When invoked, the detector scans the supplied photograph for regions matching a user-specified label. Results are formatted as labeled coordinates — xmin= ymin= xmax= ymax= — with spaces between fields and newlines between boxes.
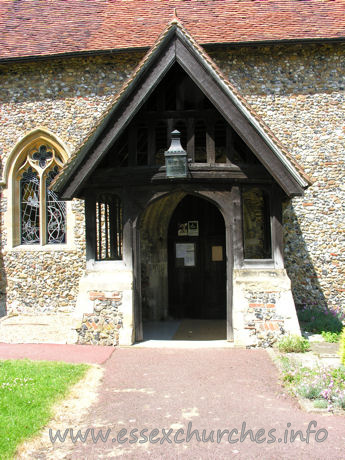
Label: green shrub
xmin=297 ymin=305 xmax=344 ymax=334
xmin=321 ymin=331 xmax=341 ymax=343
xmin=329 ymin=366 xmax=345 ymax=388
xmin=339 ymin=328 xmax=345 ymax=366
xmin=313 ymin=399 xmax=328 ymax=409
xmin=297 ymin=382 xmax=323 ymax=400
xmin=277 ymin=334 xmax=310 ymax=353
xmin=334 ymin=391 xmax=345 ymax=410
xmin=278 ymin=356 xmax=345 ymax=411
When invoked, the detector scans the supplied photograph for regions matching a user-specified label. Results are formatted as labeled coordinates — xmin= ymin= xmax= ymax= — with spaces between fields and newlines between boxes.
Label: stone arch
xmin=138 ymin=189 xmax=229 ymax=325
xmin=1 ymin=127 xmax=70 ymax=187
xmin=139 ymin=192 xmax=185 ymax=321
xmin=2 ymin=128 xmax=71 ymax=248
xmin=136 ymin=188 xmax=229 ymax=232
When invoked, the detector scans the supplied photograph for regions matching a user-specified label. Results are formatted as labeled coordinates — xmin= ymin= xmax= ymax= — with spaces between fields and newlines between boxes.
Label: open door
xmin=168 ymin=195 xmax=226 ymax=320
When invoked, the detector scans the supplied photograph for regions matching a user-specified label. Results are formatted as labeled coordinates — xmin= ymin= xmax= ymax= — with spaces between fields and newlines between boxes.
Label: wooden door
xmin=168 ymin=195 xmax=226 ymax=319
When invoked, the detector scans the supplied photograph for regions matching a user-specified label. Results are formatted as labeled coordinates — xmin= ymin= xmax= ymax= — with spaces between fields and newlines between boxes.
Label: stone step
xmin=0 ymin=315 xmax=80 ymax=344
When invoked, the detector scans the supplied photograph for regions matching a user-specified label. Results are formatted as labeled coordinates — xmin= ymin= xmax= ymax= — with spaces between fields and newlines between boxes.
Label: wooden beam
xmin=206 ymin=119 xmax=215 ymax=163
xmin=90 ymin=165 xmax=271 ymax=186
xmin=137 ymin=109 xmax=221 ymax=121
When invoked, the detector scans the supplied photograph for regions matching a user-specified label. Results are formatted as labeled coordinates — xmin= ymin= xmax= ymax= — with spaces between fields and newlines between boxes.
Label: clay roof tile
xmin=1 ymin=0 xmax=345 ymax=60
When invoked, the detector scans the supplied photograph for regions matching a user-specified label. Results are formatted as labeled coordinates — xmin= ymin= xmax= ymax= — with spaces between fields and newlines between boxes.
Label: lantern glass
xmin=164 ymin=130 xmax=187 ymax=178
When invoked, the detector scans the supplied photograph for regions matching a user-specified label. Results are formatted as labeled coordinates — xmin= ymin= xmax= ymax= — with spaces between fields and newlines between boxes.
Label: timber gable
xmin=52 ymin=21 xmax=309 ymax=199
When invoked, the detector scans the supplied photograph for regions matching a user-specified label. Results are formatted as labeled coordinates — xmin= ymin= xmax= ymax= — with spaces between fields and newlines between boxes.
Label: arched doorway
xmin=139 ymin=192 xmax=227 ymax=341
xmin=168 ymin=195 xmax=226 ymax=320
xmin=139 ymin=192 xmax=185 ymax=323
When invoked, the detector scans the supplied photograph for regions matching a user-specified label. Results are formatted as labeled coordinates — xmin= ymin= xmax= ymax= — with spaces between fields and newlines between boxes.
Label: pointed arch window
xmin=17 ymin=143 xmax=66 ymax=245
xmin=20 ymin=167 xmax=40 ymax=244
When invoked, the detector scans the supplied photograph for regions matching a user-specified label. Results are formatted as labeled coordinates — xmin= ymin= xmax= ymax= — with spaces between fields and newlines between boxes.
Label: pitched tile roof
xmin=52 ymin=19 xmax=310 ymax=198
xmin=1 ymin=0 xmax=345 ymax=60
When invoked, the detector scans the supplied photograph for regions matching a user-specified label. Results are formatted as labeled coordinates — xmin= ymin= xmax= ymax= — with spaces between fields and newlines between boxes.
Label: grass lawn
xmin=0 ymin=359 xmax=89 ymax=459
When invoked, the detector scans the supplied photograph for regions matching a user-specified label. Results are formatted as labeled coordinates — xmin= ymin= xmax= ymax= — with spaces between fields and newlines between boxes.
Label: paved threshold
xmin=132 ymin=339 xmax=235 ymax=348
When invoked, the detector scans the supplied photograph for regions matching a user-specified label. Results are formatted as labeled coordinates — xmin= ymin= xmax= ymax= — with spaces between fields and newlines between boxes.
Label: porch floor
xmin=135 ymin=319 xmax=233 ymax=348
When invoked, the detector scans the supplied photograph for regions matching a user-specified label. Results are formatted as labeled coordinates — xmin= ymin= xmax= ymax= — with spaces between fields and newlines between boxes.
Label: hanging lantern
xmin=164 ymin=130 xmax=187 ymax=178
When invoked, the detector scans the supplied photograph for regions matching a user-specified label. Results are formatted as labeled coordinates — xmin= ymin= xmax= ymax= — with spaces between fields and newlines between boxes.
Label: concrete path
xmin=26 ymin=347 xmax=345 ymax=459
xmin=0 ymin=314 xmax=79 ymax=344
xmin=0 ymin=343 xmax=114 ymax=364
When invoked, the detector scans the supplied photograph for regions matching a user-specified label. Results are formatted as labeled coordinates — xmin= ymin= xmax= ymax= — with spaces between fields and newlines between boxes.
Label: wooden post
xmin=271 ymin=185 xmax=284 ymax=268
xmin=148 ymin=124 xmax=156 ymax=166
xmin=225 ymin=191 xmax=235 ymax=342
xmin=133 ymin=218 xmax=143 ymax=342
xmin=85 ymin=192 xmax=97 ymax=261
xmin=187 ymin=118 xmax=195 ymax=162
xmin=124 ymin=188 xmax=156 ymax=342
xmin=206 ymin=119 xmax=215 ymax=163
xmin=128 ymin=126 xmax=137 ymax=167
xmin=225 ymin=217 xmax=234 ymax=342
xmin=167 ymin=119 xmax=174 ymax=146
xmin=226 ymin=126 xmax=233 ymax=164
xmin=231 ymin=185 xmax=243 ymax=268
xmin=109 ymin=198 xmax=116 ymax=259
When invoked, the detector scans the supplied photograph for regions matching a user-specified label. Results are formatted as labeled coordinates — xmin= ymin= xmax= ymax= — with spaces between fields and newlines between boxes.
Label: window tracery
xmin=16 ymin=142 xmax=66 ymax=245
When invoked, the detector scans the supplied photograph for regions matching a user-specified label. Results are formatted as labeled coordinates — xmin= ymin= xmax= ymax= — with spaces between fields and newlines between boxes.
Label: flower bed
xmin=279 ymin=355 xmax=345 ymax=412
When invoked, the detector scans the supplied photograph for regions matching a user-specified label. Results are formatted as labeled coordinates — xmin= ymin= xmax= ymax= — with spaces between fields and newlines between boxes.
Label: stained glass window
xmin=18 ymin=144 xmax=66 ymax=246
xmin=46 ymin=167 xmax=66 ymax=244
xmin=20 ymin=168 xmax=40 ymax=244
xmin=32 ymin=145 xmax=53 ymax=168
